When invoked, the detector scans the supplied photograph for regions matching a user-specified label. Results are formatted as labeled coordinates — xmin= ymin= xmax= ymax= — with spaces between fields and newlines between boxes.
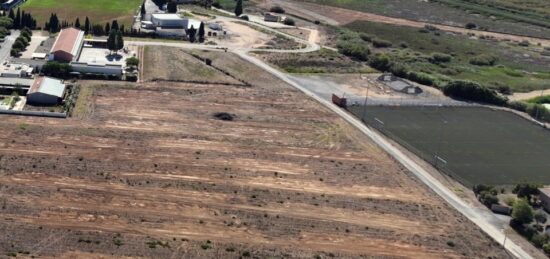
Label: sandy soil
xmin=258 ymin=0 xmax=550 ymax=47
xmin=211 ymin=20 xmax=273 ymax=49
xmin=0 ymin=51 xmax=510 ymax=258
xmin=510 ymin=89 xmax=550 ymax=101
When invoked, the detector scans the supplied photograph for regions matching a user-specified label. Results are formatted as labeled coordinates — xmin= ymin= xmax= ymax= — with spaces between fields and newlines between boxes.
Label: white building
xmin=70 ymin=62 xmax=123 ymax=78
xmin=27 ymin=77 xmax=66 ymax=105
xmin=151 ymin=13 xmax=187 ymax=28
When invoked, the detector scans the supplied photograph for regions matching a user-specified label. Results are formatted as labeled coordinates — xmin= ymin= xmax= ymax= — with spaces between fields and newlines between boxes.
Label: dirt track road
xmin=259 ymin=0 xmax=550 ymax=47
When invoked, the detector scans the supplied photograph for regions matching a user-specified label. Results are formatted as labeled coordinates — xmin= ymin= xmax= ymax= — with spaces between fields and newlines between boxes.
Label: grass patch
xmin=350 ymin=106 xmax=550 ymax=186
xmin=22 ymin=0 xmax=142 ymax=27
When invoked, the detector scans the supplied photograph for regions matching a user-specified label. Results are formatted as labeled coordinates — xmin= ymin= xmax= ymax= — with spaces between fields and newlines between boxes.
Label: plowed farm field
xmin=0 ymin=51 xmax=508 ymax=258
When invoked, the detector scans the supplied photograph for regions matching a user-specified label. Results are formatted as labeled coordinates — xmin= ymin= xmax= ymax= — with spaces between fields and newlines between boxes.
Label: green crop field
xmin=21 ymin=0 xmax=142 ymax=28
xmin=349 ymin=106 xmax=550 ymax=186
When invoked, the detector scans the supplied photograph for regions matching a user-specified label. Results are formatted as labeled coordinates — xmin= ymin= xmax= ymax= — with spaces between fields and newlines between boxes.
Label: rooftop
xmin=540 ymin=187 xmax=550 ymax=197
xmin=51 ymin=27 xmax=85 ymax=57
xmin=28 ymin=77 xmax=66 ymax=98
xmin=151 ymin=13 xmax=184 ymax=20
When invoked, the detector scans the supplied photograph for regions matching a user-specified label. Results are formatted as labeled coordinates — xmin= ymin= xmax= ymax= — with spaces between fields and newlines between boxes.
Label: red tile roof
xmin=27 ymin=76 xmax=44 ymax=94
xmin=51 ymin=27 xmax=83 ymax=56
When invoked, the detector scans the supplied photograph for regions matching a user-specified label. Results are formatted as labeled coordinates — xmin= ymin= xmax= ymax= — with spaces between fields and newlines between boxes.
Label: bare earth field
xmin=0 ymin=51 xmax=509 ymax=258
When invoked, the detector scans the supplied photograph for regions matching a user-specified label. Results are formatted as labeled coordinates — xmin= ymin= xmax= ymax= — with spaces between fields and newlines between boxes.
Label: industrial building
xmin=49 ymin=27 xmax=85 ymax=62
xmin=26 ymin=77 xmax=66 ymax=105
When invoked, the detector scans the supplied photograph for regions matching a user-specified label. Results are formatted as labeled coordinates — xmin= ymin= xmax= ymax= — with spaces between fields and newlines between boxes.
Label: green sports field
xmin=21 ymin=0 xmax=142 ymax=28
xmin=349 ymin=106 xmax=550 ymax=187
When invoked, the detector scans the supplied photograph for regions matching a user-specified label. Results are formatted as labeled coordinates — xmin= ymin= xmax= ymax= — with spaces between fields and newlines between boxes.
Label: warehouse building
xmin=70 ymin=62 xmax=123 ymax=78
xmin=49 ymin=27 xmax=85 ymax=62
xmin=1 ymin=0 xmax=23 ymax=10
xmin=26 ymin=77 xmax=66 ymax=105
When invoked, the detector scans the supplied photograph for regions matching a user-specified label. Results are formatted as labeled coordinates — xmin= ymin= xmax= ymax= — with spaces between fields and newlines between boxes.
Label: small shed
xmin=27 ymin=77 xmax=66 ymax=105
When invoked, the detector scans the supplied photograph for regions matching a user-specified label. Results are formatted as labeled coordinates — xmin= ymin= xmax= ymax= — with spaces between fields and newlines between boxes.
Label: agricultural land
xmin=294 ymin=0 xmax=550 ymax=39
xmin=0 ymin=49 xmax=510 ymax=258
xmin=21 ymin=0 xmax=142 ymax=27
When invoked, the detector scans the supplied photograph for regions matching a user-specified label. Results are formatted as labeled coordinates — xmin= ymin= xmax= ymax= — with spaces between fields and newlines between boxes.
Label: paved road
xmin=0 ymin=30 xmax=20 ymax=64
xmin=235 ymin=51 xmax=532 ymax=259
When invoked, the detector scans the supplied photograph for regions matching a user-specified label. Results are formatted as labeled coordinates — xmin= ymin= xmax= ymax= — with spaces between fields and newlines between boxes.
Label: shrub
xmin=443 ymin=80 xmax=507 ymax=105
xmin=239 ymin=15 xmax=249 ymax=21
xmin=465 ymin=22 xmax=477 ymax=29
xmin=478 ymin=191 xmax=499 ymax=207
xmin=531 ymin=233 xmax=548 ymax=248
xmin=41 ymin=61 xmax=72 ymax=78
xmin=535 ymin=210 xmax=547 ymax=223
xmin=389 ymin=63 xmax=408 ymax=78
xmin=429 ymin=53 xmax=452 ymax=64
xmin=407 ymin=71 xmax=435 ymax=86
xmin=399 ymin=42 xmax=409 ymax=48
xmin=283 ymin=18 xmax=295 ymax=26
xmin=372 ymin=38 xmax=392 ymax=48
xmin=212 ymin=1 xmax=222 ymax=8
xmin=269 ymin=6 xmax=285 ymax=14
xmin=473 ymin=184 xmax=497 ymax=195
xmin=512 ymin=199 xmax=534 ymax=224
xmin=314 ymin=20 xmax=320 ymax=25
xmin=513 ymin=183 xmax=541 ymax=198
xmin=519 ymin=40 xmax=530 ymax=47
xmin=359 ymin=33 xmax=373 ymax=42
xmin=470 ymin=54 xmax=498 ymax=66
xmin=527 ymin=104 xmax=550 ymax=122
xmin=507 ymin=101 xmax=528 ymax=112
xmin=126 ymin=57 xmax=139 ymax=67
xmin=337 ymin=40 xmax=370 ymax=61
xmin=368 ymin=53 xmax=391 ymax=71
xmin=543 ymin=243 xmax=550 ymax=255
xmin=497 ymin=85 xmax=512 ymax=95
xmin=424 ymin=24 xmax=438 ymax=31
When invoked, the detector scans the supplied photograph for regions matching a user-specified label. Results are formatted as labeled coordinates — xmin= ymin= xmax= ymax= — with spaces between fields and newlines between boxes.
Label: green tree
xmin=198 ymin=22 xmax=205 ymax=43
xmin=126 ymin=57 xmax=139 ymax=67
xmin=234 ymin=0 xmax=243 ymax=17
xmin=74 ymin=17 xmax=81 ymax=29
xmin=41 ymin=61 xmax=72 ymax=78
xmin=512 ymin=199 xmax=534 ymax=224
xmin=84 ymin=17 xmax=90 ymax=34
xmin=534 ymin=210 xmax=547 ymax=223
xmin=187 ymin=25 xmax=197 ymax=43
xmin=167 ymin=2 xmax=177 ymax=13
xmin=115 ymin=30 xmax=124 ymax=53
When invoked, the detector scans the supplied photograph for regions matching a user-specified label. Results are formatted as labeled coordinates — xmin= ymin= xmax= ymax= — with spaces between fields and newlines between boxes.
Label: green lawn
xmin=22 ymin=0 xmax=142 ymax=28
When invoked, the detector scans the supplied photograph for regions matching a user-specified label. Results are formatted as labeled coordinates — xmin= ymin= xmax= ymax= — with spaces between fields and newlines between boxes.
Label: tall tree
xmin=140 ymin=2 xmax=146 ymax=16
xmin=104 ymin=22 xmax=110 ymax=35
xmin=111 ymin=20 xmax=119 ymax=31
xmin=234 ymin=0 xmax=243 ymax=17
xmin=14 ymin=8 xmax=20 ymax=29
xmin=8 ymin=9 xmax=14 ymax=21
xmin=198 ymin=22 xmax=205 ymax=43
xmin=167 ymin=2 xmax=177 ymax=13
xmin=74 ymin=17 xmax=81 ymax=29
xmin=115 ymin=30 xmax=124 ymax=52
xmin=187 ymin=25 xmax=196 ymax=43
xmin=84 ymin=17 xmax=90 ymax=34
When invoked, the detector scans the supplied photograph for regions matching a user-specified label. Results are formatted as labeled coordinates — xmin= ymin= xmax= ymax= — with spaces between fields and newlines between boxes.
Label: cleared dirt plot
xmin=349 ymin=106 xmax=550 ymax=186
xmin=142 ymin=46 xmax=243 ymax=85
xmin=0 ymin=51 xmax=509 ymax=258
